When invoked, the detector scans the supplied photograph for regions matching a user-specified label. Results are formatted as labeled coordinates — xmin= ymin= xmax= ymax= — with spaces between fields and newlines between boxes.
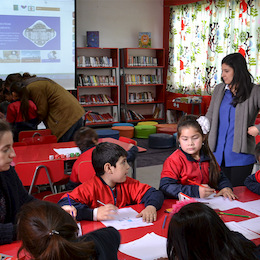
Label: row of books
xmin=85 ymin=112 xmax=114 ymax=123
xmin=77 ymin=56 xmax=113 ymax=67
xmin=127 ymin=56 xmax=158 ymax=67
xmin=126 ymin=109 xmax=145 ymax=121
xmin=124 ymin=74 xmax=161 ymax=85
xmin=78 ymin=74 xmax=116 ymax=86
xmin=79 ymin=94 xmax=114 ymax=104
xmin=128 ymin=92 xmax=154 ymax=103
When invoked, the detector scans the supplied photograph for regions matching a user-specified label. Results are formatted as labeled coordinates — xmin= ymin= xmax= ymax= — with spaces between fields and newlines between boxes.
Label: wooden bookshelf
xmin=120 ymin=48 xmax=165 ymax=123
xmin=76 ymin=48 xmax=119 ymax=126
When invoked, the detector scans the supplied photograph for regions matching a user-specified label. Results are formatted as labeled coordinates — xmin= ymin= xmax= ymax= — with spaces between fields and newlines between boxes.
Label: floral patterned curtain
xmin=167 ymin=0 xmax=260 ymax=95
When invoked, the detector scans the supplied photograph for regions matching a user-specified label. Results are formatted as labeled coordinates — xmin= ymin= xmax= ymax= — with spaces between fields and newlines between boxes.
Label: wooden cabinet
xmin=76 ymin=48 xmax=119 ymax=125
xmin=120 ymin=48 xmax=165 ymax=123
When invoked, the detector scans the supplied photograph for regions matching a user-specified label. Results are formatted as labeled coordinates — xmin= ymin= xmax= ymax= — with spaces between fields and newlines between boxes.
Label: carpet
xmin=134 ymin=138 xmax=176 ymax=168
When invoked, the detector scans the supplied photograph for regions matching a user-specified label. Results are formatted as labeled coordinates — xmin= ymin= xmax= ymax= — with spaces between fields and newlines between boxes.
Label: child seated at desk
xmin=166 ymin=202 xmax=259 ymax=260
xmin=59 ymin=142 xmax=164 ymax=223
xmin=17 ymin=200 xmax=120 ymax=260
xmin=244 ymin=143 xmax=260 ymax=195
xmin=66 ymin=126 xmax=138 ymax=190
xmin=159 ymin=115 xmax=236 ymax=200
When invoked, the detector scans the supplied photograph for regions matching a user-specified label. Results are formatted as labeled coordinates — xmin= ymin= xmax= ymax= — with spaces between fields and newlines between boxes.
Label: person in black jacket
xmin=0 ymin=119 xmax=34 ymax=245
xmin=17 ymin=200 xmax=120 ymax=260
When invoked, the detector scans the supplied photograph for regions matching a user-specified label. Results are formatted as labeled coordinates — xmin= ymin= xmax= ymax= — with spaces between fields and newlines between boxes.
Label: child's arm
xmin=126 ymin=144 xmax=138 ymax=163
xmin=244 ymin=174 xmax=260 ymax=195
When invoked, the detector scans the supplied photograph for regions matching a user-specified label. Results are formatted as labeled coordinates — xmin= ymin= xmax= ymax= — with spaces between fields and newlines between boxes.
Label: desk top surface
xmin=0 ymin=186 xmax=259 ymax=260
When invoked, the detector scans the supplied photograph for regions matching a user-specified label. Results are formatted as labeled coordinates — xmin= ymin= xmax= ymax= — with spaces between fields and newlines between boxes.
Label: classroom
xmin=0 ymin=0 xmax=260 ymax=259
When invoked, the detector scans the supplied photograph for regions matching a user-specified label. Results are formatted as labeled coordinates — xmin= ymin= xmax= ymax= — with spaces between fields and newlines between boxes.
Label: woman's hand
xmin=248 ymin=126 xmax=259 ymax=137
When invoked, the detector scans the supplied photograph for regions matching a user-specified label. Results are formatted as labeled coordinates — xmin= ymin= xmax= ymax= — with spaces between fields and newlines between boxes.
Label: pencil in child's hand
xmin=187 ymin=179 xmax=205 ymax=188
xmin=67 ymin=193 xmax=74 ymax=217
xmin=97 ymin=200 xmax=106 ymax=206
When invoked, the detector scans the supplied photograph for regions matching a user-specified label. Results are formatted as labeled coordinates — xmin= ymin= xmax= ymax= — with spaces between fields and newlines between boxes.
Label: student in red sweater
xmin=59 ymin=142 xmax=164 ymax=223
xmin=244 ymin=142 xmax=260 ymax=195
xmin=66 ymin=126 xmax=138 ymax=190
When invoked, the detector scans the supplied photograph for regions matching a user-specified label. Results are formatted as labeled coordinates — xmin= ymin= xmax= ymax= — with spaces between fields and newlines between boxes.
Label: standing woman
xmin=206 ymin=53 xmax=260 ymax=187
xmin=0 ymin=120 xmax=34 ymax=245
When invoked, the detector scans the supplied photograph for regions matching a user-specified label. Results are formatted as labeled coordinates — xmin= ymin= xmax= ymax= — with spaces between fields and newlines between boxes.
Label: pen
xmin=217 ymin=212 xmax=251 ymax=218
xmin=162 ymin=215 xmax=167 ymax=229
xmin=67 ymin=193 xmax=74 ymax=217
xmin=97 ymin=200 xmax=106 ymax=206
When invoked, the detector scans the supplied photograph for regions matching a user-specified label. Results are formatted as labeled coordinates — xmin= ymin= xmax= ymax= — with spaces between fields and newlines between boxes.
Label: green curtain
xmin=167 ymin=0 xmax=260 ymax=95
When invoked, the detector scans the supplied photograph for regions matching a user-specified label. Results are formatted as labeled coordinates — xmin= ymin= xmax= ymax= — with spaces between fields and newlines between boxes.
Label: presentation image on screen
xmin=0 ymin=0 xmax=75 ymax=89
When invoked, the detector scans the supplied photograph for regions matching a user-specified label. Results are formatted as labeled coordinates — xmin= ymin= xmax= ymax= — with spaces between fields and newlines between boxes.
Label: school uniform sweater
xmin=58 ymin=175 xmax=164 ymax=221
xmin=244 ymin=170 xmax=260 ymax=195
xmin=159 ymin=149 xmax=232 ymax=198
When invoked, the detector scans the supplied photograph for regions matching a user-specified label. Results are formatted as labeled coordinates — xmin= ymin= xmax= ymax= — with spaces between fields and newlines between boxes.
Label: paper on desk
xmin=119 ymin=232 xmax=167 ymax=260
xmin=101 ymin=208 xmax=153 ymax=230
xmin=225 ymin=221 xmax=260 ymax=240
xmin=239 ymin=200 xmax=260 ymax=216
xmin=238 ymin=217 xmax=260 ymax=236
xmin=196 ymin=194 xmax=244 ymax=210
xmin=53 ymin=147 xmax=81 ymax=155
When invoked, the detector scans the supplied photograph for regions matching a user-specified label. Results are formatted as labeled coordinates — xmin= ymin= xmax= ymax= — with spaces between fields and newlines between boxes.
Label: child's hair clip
xmin=171 ymin=198 xmax=197 ymax=214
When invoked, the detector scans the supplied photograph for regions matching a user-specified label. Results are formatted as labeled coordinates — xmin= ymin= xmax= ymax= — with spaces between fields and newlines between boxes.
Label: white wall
xmin=76 ymin=0 xmax=164 ymax=48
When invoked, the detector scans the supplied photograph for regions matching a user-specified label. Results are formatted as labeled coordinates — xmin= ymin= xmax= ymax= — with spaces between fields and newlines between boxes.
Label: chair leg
xmin=28 ymin=165 xmax=56 ymax=194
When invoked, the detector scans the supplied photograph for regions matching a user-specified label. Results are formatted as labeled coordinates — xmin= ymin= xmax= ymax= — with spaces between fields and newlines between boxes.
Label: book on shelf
xmin=138 ymin=32 xmax=151 ymax=48
xmin=128 ymin=92 xmax=154 ymax=103
xmin=152 ymin=104 xmax=163 ymax=119
xmin=79 ymin=94 xmax=114 ymax=105
xmin=86 ymin=31 xmax=99 ymax=47
xmin=85 ymin=111 xmax=114 ymax=124
xmin=125 ymin=74 xmax=159 ymax=84
xmin=77 ymin=56 xmax=112 ymax=67
xmin=128 ymin=55 xmax=157 ymax=67
xmin=77 ymin=74 xmax=115 ymax=86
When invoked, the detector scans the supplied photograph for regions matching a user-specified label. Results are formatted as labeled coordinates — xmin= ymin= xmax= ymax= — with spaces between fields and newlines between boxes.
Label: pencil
xmin=66 ymin=193 xmax=74 ymax=217
xmin=162 ymin=215 xmax=167 ymax=229
xmin=187 ymin=179 xmax=205 ymax=188
xmin=97 ymin=200 xmax=106 ymax=206
xmin=217 ymin=212 xmax=251 ymax=218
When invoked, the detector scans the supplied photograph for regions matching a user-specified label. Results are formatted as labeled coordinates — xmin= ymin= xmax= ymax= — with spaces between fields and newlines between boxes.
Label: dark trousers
xmin=221 ymin=164 xmax=254 ymax=187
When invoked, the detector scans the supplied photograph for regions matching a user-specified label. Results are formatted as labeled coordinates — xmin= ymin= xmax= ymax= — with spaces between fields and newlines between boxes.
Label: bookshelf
xmin=120 ymin=48 xmax=165 ymax=123
xmin=76 ymin=47 xmax=119 ymax=126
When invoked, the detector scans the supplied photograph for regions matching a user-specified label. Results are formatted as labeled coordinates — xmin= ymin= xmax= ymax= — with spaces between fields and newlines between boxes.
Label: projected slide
xmin=0 ymin=0 xmax=75 ymax=89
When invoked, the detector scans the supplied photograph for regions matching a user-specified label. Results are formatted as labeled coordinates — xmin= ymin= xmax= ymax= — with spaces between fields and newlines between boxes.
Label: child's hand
xmin=97 ymin=204 xmax=118 ymax=221
xmin=61 ymin=205 xmax=77 ymax=219
xmin=215 ymin=187 xmax=238 ymax=200
xmin=199 ymin=184 xmax=216 ymax=198
xmin=136 ymin=205 xmax=157 ymax=223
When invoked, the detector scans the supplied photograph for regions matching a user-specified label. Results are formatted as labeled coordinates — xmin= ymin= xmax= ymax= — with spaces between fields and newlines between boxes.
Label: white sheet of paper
xmin=239 ymin=200 xmax=260 ymax=216
xmin=196 ymin=195 xmax=244 ymax=210
xmin=101 ymin=208 xmax=153 ymax=230
xmin=119 ymin=232 xmax=167 ymax=260
xmin=225 ymin=221 xmax=260 ymax=240
xmin=53 ymin=147 xmax=81 ymax=155
xmin=238 ymin=217 xmax=260 ymax=235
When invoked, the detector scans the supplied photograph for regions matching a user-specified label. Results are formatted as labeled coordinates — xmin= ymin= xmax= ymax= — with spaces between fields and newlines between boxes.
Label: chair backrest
xmin=256 ymin=135 xmax=260 ymax=145
xmin=78 ymin=160 xmax=96 ymax=184
xmin=18 ymin=129 xmax=52 ymax=142
xmin=21 ymin=135 xmax=57 ymax=145
xmin=15 ymin=159 xmax=65 ymax=194
xmin=42 ymin=191 xmax=68 ymax=203
xmin=13 ymin=141 xmax=27 ymax=147
xmin=119 ymin=136 xmax=137 ymax=146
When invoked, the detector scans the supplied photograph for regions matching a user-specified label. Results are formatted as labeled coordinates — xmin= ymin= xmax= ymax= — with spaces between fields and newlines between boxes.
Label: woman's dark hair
xmin=4 ymin=72 xmax=36 ymax=90
xmin=74 ymin=126 xmax=98 ymax=152
xmin=17 ymin=200 xmax=96 ymax=260
xmin=167 ymin=202 xmax=257 ymax=260
xmin=10 ymin=81 xmax=31 ymax=121
xmin=177 ymin=115 xmax=219 ymax=188
xmin=222 ymin=53 xmax=254 ymax=106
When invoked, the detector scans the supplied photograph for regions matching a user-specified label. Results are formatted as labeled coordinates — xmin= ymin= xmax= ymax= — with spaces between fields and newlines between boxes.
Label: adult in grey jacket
xmin=206 ymin=53 xmax=260 ymax=187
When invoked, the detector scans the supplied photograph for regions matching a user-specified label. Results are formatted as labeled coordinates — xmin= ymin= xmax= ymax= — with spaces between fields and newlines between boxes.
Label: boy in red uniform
xmin=59 ymin=142 xmax=164 ymax=223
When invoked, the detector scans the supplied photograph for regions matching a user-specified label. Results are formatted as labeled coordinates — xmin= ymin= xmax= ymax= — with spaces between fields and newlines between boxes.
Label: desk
xmin=1 ymin=187 xmax=258 ymax=260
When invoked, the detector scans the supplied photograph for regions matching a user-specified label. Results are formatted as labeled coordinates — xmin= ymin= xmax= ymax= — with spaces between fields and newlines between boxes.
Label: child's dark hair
xmin=74 ymin=126 xmax=98 ymax=152
xmin=92 ymin=142 xmax=127 ymax=177
xmin=167 ymin=202 xmax=257 ymax=260
xmin=255 ymin=143 xmax=260 ymax=162
xmin=177 ymin=115 xmax=219 ymax=189
xmin=17 ymin=200 xmax=96 ymax=260
xmin=10 ymin=81 xmax=31 ymax=121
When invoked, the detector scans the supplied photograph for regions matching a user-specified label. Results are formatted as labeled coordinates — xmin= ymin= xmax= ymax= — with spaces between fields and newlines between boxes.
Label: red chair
xmin=13 ymin=141 xmax=27 ymax=147
xmin=119 ymin=136 xmax=137 ymax=146
xmin=256 ymin=136 xmax=260 ymax=145
xmin=21 ymin=135 xmax=57 ymax=145
xmin=15 ymin=159 xmax=67 ymax=195
xmin=78 ymin=160 xmax=96 ymax=183
xmin=42 ymin=191 xmax=68 ymax=203
xmin=18 ymin=129 xmax=52 ymax=142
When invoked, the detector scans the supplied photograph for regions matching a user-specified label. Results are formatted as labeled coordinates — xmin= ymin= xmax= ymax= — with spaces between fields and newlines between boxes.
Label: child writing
xmin=160 ymin=115 xmax=236 ymax=199
xmin=244 ymin=142 xmax=260 ymax=194
xmin=59 ymin=142 xmax=164 ymax=223
xmin=6 ymin=81 xmax=39 ymax=141
xmin=66 ymin=126 xmax=138 ymax=190
xmin=17 ymin=200 xmax=120 ymax=260
xmin=166 ymin=202 xmax=259 ymax=260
